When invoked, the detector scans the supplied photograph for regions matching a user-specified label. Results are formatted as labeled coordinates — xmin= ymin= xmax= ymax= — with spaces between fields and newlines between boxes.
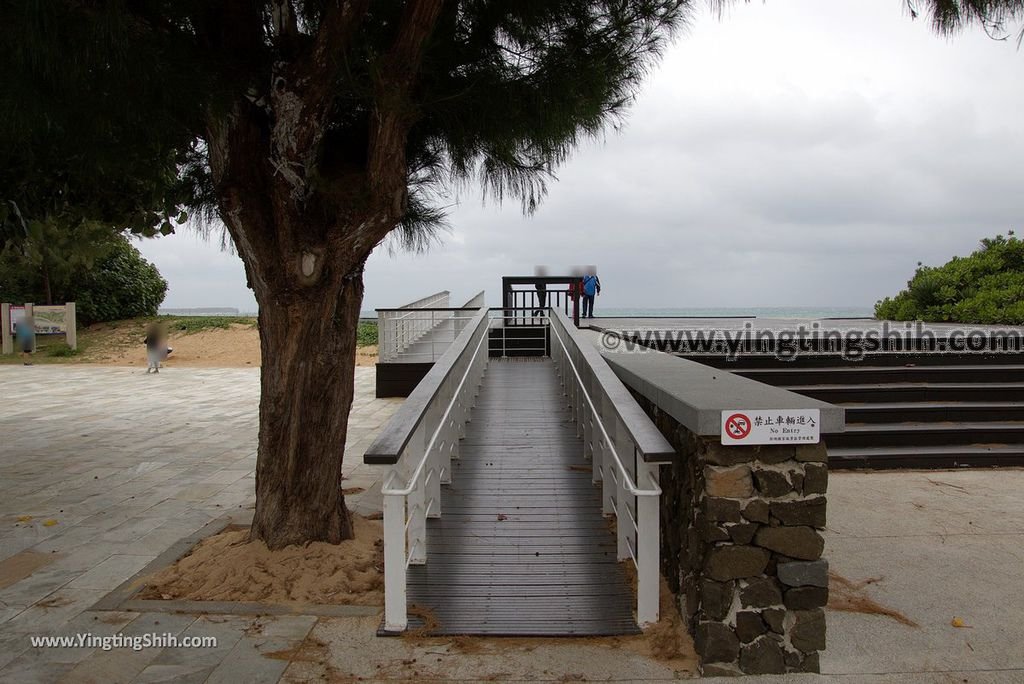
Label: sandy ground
xmin=139 ymin=516 xmax=384 ymax=605
xmin=74 ymin=323 xmax=378 ymax=367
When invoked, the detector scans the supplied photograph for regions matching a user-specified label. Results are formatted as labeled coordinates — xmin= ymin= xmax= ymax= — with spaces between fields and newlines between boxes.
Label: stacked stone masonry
xmin=634 ymin=394 xmax=829 ymax=676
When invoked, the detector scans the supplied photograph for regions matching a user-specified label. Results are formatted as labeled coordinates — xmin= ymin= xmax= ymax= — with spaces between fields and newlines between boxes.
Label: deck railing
xmin=502 ymin=276 xmax=581 ymax=327
xmin=377 ymin=291 xmax=485 ymax=363
xmin=548 ymin=307 xmax=675 ymax=626
xmin=488 ymin=307 xmax=549 ymax=356
xmin=364 ymin=307 xmax=490 ymax=632
xmin=365 ymin=305 xmax=673 ymax=632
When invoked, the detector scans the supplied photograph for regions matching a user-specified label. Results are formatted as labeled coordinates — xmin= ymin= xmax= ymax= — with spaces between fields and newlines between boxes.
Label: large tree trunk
xmin=248 ymin=258 xmax=366 ymax=548
xmin=202 ymin=0 xmax=444 ymax=550
xmin=208 ymin=108 xmax=393 ymax=551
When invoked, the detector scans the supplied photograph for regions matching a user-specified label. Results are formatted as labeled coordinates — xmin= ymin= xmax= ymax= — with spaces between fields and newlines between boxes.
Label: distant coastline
xmin=594 ymin=306 xmax=874 ymax=319
xmin=160 ymin=306 xmax=875 ymax=320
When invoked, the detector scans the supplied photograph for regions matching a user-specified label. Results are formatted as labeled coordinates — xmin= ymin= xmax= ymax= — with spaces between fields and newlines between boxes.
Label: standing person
xmin=533 ymin=265 xmax=548 ymax=317
xmin=144 ymin=323 xmax=166 ymax=374
xmin=15 ymin=313 xmax=35 ymax=365
xmin=581 ymin=270 xmax=601 ymax=319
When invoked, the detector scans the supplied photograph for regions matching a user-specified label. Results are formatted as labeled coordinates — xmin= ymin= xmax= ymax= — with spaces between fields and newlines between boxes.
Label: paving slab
xmin=822 ymin=469 xmax=1024 ymax=681
xmin=0 ymin=366 xmax=397 ymax=682
xmin=61 ymin=612 xmax=199 ymax=684
xmin=1 ymin=365 xmax=1022 ymax=681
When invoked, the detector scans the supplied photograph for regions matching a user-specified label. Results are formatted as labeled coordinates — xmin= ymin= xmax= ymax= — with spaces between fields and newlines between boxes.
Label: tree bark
xmin=200 ymin=0 xmax=445 ymax=550
xmin=42 ymin=259 xmax=52 ymax=305
xmin=248 ymin=257 xmax=365 ymax=548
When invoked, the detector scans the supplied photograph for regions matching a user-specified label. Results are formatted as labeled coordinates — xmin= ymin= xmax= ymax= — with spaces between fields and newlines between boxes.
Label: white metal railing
xmin=377 ymin=291 xmax=450 ymax=362
xmin=487 ymin=307 xmax=549 ymax=356
xmin=548 ymin=307 xmax=674 ymax=626
xmin=364 ymin=307 xmax=490 ymax=632
xmin=378 ymin=291 xmax=487 ymax=363
xmin=462 ymin=291 xmax=486 ymax=309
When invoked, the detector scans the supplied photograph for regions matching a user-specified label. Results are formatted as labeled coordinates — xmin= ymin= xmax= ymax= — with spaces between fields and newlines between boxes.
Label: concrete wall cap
xmin=601 ymin=351 xmax=845 ymax=437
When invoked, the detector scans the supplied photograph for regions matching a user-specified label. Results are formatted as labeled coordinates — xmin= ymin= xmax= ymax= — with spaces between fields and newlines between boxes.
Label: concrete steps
xmin=842 ymin=401 xmax=1024 ymax=424
xmin=827 ymin=444 xmax=1024 ymax=469
xmin=687 ymin=353 xmax=1024 ymax=469
xmin=784 ymin=382 xmax=1024 ymax=403
xmin=734 ymin=364 xmax=1024 ymax=385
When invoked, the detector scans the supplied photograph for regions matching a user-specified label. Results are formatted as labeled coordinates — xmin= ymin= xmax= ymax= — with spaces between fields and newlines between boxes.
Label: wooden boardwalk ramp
xmin=405 ymin=358 xmax=640 ymax=636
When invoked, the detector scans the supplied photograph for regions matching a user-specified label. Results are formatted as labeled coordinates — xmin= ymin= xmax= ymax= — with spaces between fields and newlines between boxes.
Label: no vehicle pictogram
xmin=724 ymin=413 xmax=751 ymax=440
xmin=721 ymin=408 xmax=821 ymax=445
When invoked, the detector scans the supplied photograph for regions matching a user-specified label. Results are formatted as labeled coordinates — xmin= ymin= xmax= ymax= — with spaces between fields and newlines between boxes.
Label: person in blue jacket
xmin=581 ymin=270 xmax=601 ymax=319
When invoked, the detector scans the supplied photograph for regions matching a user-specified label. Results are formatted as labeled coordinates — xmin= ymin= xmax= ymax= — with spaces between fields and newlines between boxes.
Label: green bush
xmin=67 ymin=239 xmax=167 ymax=325
xmin=357 ymin=321 xmax=378 ymax=347
xmin=875 ymin=232 xmax=1024 ymax=324
xmin=0 ymin=234 xmax=167 ymax=325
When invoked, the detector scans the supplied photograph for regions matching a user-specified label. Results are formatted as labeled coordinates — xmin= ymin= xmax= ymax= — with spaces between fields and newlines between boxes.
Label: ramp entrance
xmin=407 ymin=357 xmax=637 ymax=635
xmin=364 ymin=307 xmax=674 ymax=636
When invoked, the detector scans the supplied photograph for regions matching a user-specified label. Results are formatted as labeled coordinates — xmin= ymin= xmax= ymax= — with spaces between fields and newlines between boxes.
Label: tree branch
xmin=364 ymin=0 xmax=446 ymax=235
xmin=270 ymin=0 xmax=298 ymax=40
xmin=267 ymin=0 xmax=370 ymax=198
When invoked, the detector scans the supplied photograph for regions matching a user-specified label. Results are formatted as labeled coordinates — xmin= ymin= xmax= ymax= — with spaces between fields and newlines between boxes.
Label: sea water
xmin=590 ymin=306 xmax=874 ymax=319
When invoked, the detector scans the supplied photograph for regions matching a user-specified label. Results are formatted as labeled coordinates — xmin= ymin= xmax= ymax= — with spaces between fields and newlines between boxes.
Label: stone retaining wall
xmin=634 ymin=394 xmax=829 ymax=676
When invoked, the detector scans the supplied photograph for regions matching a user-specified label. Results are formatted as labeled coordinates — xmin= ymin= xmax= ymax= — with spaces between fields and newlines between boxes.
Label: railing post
xmin=582 ymin=402 xmax=593 ymax=460
xmin=599 ymin=438 xmax=614 ymax=515
xmin=383 ymin=491 xmax=408 ymax=632
xmin=636 ymin=461 xmax=661 ymax=626
xmin=408 ymin=425 xmax=428 ymax=564
xmin=431 ymin=396 xmax=449 ymax=499
xmin=408 ymin=478 xmax=427 ymax=564
xmin=615 ymin=425 xmax=633 ymax=562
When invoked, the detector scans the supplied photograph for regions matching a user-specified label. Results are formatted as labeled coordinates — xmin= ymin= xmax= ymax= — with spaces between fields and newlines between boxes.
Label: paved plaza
xmin=0 ymin=365 xmax=1023 ymax=682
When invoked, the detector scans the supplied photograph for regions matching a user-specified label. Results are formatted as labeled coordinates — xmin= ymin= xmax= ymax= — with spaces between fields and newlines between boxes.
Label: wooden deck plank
xmin=404 ymin=357 xmax=639 ymax=636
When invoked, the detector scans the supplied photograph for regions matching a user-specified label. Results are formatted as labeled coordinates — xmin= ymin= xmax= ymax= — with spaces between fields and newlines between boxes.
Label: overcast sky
xmin=138 ymin=0 xmax=1024 ymax=313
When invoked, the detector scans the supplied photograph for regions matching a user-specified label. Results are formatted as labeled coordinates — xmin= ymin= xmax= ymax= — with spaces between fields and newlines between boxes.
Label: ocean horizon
xmin=592 ymin=306 xmax=875 ymax=319
xmin=160 ymin=305 xmax=876 ymax=320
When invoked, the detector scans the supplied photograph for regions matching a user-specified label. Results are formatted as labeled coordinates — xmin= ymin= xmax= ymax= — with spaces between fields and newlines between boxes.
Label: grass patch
xmin=357 ymin=321 xmax=377 ymax=347
xmin=45 ymin=343 xmax=81 ymax=358
xmin=157 ymin=315 xmax=257 ymax=334
xmin=0 ymin=334 xmax=90 ymax=364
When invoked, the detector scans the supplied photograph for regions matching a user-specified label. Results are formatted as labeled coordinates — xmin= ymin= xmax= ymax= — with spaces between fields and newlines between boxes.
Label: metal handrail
xmin=550 ymin=307 xmax=674 ymax=462
xmin=548 ymin=306 xmax=672 ymax=626
xmin=461 ymin=290 xmax=486 ymax=308
xmin=375 ymin=307 xmax=482 ymax=313
xmin=550 ymin=319 xmax=661 ymax=498
xmin=395 ymin=290 xmax=450 ymax=310
xmin=377 ymin=291 xmax=453 ymax=363
xmin=380 ymin=324 xmax=489 ymax=496
xmin=367 ymin=307 xmax=490 ymax=633
xmin=366 ymin=307 xmax=489 ymax=463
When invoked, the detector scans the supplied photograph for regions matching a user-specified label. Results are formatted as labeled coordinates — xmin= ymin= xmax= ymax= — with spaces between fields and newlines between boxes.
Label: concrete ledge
xmin=602 ymin=351 xmax=845 ymax=436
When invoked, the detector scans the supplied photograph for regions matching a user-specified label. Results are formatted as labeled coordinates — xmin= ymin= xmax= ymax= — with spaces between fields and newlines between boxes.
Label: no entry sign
xmin=721 ymin=409 xmax=820 ymax=445
xmin=724 ymin=413 xmax=752 ymax=440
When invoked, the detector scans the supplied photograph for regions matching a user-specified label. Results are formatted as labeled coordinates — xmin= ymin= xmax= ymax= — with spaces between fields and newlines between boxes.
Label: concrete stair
xmin=684 ymin=354 xmax=1024 ymax=470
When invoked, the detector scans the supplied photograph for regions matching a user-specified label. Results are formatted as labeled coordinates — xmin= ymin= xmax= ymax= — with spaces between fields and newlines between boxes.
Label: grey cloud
xmin=141 ymin=0 xmax=1024 ymax=313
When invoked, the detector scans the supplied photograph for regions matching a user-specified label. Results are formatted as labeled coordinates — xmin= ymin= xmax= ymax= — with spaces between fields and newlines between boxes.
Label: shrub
xmin=69 ymin=239 xmax=168 ymax=324
xmin=357 ymin=321 xmax=378 ymax=347
xmin=875 ymin=232 xmax=1024 ymax=324
xmin=0 ymin=233 xmax=167 ymax=325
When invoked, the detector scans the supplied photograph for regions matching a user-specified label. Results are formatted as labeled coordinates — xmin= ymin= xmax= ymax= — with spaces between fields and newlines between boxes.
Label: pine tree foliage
xmin=2 ymin=1 xmax=1020 ymax=248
